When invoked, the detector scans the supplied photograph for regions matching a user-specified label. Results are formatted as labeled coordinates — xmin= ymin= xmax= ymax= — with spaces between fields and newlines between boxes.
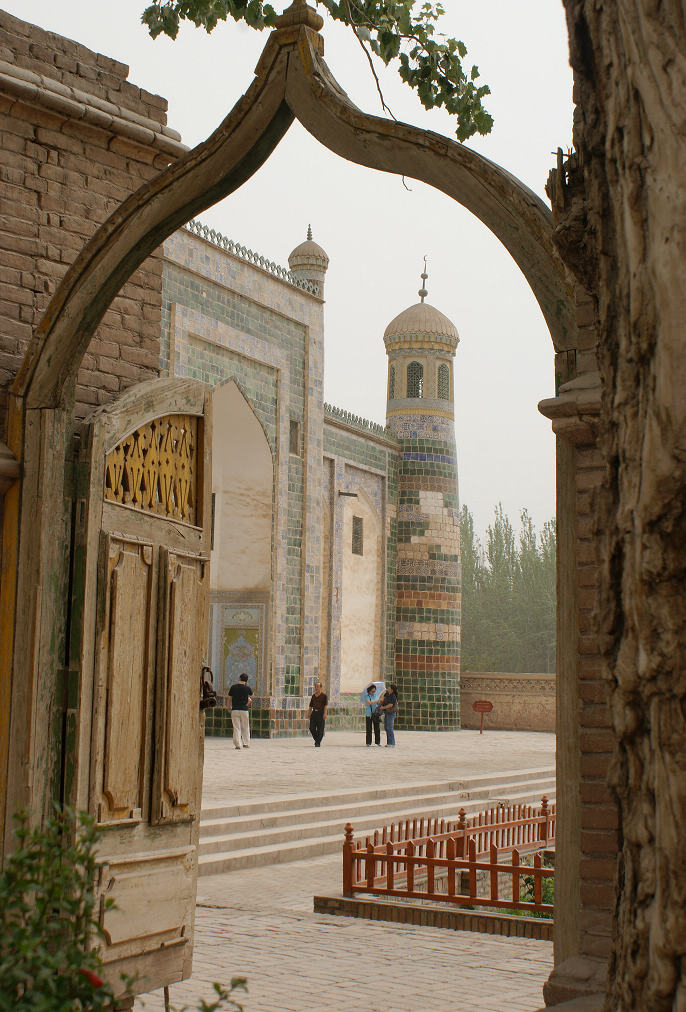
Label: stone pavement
xmin=135 ymin=730 xmax=555 ymax=1012
xmin=200 ymin=728 xmax=556 ymax=807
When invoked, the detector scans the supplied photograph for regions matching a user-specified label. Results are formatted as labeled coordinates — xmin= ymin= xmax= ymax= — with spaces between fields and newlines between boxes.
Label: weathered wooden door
xmin=67 ymin=378 xmax=211 ymax=998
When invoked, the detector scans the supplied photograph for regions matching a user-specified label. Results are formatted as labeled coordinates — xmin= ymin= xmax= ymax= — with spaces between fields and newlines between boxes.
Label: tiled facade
xmin=162 ymin=223 xmax=461 ymax=737
xmin=162 ymin=225 xmax=323 ymax=736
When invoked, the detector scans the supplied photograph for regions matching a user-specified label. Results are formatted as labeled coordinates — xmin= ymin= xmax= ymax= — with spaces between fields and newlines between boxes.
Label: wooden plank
xmin=153 ymin=548 xmax=207 ymax=823
xmin=99 ymin=540 xmax=153 ymax=821
xmin=100 ymin=849 xmax=195 ymax=954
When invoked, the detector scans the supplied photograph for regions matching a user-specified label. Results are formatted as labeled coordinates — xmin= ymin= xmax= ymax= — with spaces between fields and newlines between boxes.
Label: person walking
xmin=228 ymin=672 xmax=253 ymax=750
xmin=362 ymin=682 xmax=383 ymax=747
xmin=378 ymin=682 xmax=399 ymax=747
xmin=307 ymin=681 xmax=328 ymax=747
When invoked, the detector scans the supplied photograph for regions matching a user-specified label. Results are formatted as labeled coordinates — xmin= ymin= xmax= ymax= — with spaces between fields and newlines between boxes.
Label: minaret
xmin=288 ymin=225 xmax=329 ymax=296
xmin=384 ymin=261 xmax=461 ymax=730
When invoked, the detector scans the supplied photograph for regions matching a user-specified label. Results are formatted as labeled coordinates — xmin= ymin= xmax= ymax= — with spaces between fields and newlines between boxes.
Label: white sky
xmin=9 ymin=1 xmax=573 ymax=539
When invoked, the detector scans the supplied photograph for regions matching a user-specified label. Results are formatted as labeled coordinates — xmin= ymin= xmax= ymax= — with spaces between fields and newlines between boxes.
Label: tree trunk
xmin=560 ymin=1 xmax=686 ymax=1008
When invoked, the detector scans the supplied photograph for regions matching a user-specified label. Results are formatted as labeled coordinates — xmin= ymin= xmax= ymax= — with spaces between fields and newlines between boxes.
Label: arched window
xmin=388 ymin=365 xmax=395 ymax=400
xmin=438 ymin=363 xmax=450 ymax=400
xmin=407 ymin=361 xmax=424 ymax=399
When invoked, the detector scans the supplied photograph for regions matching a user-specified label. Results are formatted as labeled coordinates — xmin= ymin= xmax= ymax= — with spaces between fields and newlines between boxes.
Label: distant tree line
xmin=459 ymin=504 xmax=556 ymax=673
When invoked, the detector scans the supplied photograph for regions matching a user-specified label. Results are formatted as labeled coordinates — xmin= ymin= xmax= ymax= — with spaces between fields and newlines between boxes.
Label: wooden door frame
xmin=0 ymin=0 xmax=576 ymax=901
xmin=68 ymin=378 xmax=212 ymax=818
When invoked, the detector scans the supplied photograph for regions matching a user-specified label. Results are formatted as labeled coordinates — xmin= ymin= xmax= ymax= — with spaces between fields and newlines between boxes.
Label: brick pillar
xmin=540 ymin=338 xmax=617 ymax=1003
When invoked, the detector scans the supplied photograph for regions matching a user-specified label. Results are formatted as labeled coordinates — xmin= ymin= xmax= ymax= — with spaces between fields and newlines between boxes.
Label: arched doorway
xmin=0 ymin=0 xmax=589 ymax=1001
xmin=209 ymin=380 xmax=274 ymax=699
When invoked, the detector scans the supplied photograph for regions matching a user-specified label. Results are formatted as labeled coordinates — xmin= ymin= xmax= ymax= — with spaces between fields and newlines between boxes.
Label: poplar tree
xmin=459 ymin=504 xmax=556 ymax=673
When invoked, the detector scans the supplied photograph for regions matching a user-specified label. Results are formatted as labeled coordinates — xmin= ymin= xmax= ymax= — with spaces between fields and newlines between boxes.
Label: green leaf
xmin=139 ymin=0 xmax=493 ymax=141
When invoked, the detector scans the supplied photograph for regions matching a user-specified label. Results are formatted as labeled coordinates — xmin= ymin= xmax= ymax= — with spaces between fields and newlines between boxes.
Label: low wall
xmin=460 ymin=672 xmax=556 ymax=733
xmin=313 ymin=895 xmax=553 ymax=941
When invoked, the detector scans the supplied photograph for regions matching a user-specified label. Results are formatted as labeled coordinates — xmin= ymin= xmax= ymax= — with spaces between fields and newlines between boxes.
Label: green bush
xmin=0 ymin=807 xmax=116 ymax=1011
xmin=520 ymin=857 xmax=555 ymax=919
xmin=0 ymin=808 xmax=246 ymax=1011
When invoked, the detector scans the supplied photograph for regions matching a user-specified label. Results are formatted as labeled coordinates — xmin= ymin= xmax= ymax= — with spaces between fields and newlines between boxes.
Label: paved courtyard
xmin=136 ymin=730 xmax=555 ymax=1012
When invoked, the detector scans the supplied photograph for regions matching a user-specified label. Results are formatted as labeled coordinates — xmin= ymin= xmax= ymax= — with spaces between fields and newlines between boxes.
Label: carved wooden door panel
xmin=68 ymin=380 xmax=211 ymax=999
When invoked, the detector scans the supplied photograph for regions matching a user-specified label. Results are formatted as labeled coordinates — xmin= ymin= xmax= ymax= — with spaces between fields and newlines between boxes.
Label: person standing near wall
xmin=362 ymin=683 xmax=383 ymax=747
xmin=228 ymin=673 xmax=253 ymax=750
xmin=378 ymin=683 xmax=399 ymax=747
xmin=307 ymin=681 xmax=328 ymax=748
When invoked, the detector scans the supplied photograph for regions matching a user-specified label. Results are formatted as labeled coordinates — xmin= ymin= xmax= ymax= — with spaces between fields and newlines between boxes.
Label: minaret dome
xmin=288 ymin=225 xmax=329 ymax=296
xmin=384 ymin=263 xmax=459 ymax=412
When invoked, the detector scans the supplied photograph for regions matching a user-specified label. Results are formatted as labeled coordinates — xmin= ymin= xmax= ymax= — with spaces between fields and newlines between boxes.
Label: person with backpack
xmin=378 ymin=683 xmax=399 ymax=747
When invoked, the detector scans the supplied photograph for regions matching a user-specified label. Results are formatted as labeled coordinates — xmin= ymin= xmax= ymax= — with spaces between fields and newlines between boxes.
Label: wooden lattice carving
xmin=104 ymin=414 xmax=198 ymax=525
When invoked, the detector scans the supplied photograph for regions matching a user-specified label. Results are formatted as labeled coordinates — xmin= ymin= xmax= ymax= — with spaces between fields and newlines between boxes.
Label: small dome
xmin=383 ymin=302 xmax=458 ymax=342
xmin=288 ymin=226 xmax=329 ymax=268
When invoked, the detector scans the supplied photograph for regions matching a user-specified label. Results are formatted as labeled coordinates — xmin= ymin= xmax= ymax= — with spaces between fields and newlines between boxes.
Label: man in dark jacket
xmin=307 ymin=681 xmax=328 ymax=748
xmin=228 ymin=673 xmax=253 ymax=750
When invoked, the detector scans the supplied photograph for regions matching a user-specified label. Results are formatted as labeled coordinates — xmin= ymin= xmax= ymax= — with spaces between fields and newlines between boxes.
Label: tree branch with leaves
xmin=140 ymin=0 xmax=493 ymax=141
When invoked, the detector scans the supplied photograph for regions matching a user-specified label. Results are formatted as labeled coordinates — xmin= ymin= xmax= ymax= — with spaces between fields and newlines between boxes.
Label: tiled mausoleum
xmin=162 ymin=221 xmax=462 ymax=735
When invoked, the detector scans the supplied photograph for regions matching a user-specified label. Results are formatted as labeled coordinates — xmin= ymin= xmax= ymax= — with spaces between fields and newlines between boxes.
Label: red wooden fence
xmin=342 ymin=796 xmax=555 ymax=916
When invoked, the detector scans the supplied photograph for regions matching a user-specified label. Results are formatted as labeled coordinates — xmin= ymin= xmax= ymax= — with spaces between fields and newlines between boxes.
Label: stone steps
xmin=198 ymin=767 xmax=555 ymax=876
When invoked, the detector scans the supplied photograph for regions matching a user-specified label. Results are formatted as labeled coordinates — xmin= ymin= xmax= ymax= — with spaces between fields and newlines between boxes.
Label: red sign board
xmin=472 ymin=699 xmax=493 ymax=734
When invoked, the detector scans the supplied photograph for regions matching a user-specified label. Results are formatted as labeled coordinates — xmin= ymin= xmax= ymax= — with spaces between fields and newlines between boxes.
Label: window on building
xmin=389 ymin=365 xmax=396 ymax=400
xmin=289 ymin=419 xmax=301 ymax=456
xmin=407 ymin=361 xmax=424 ymax=398
xmin=438 ymin=363 xmax=450 ymax=400
xmin=352 ymin=515 xmax=364 ymax=555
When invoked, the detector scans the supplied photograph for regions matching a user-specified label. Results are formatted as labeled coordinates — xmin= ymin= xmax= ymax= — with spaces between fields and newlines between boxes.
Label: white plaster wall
xmin=210 ymin=380 xmax=272 ymax=592
xmin=340 ymin=492 xmax=381 ymax=693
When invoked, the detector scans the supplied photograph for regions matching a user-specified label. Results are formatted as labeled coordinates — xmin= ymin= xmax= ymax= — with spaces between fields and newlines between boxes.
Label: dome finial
xmin=307 ymin=224 xmax=313 ymax=241
xmin=418 ymin=255 xmax=429 ymax=303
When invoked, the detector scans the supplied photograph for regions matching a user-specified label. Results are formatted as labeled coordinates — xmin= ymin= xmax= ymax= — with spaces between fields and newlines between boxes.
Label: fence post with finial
xmin=343 ymin=823 xmax=354 ymax=896
xmin=539 ymin=796 xmax=549 ymax=844
xmin=456 ymin=807 xmax=467 ymax=858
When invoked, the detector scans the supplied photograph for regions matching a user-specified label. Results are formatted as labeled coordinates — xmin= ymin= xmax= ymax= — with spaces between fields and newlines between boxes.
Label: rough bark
xmin=560 ymin=1 xmax=686 ymax=1008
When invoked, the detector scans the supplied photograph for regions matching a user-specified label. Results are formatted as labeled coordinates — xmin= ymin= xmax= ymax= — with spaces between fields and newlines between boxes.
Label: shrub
xmin=0 ymin=808 xmax=246 ymax=1011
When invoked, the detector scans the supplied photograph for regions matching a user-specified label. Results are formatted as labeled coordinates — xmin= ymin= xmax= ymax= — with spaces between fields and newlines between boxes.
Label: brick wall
xmin=575 ymin=442 xmax=617 ymax=968
xmin=460 ymin=672 xmax=556 ymax=733
xmin=0 ymin=10 xmax=185 ymax=442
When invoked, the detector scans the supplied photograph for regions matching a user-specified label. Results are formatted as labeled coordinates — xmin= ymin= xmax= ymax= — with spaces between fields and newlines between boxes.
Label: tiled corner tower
xmin=384 ymin=266 xmax=461 ymax=729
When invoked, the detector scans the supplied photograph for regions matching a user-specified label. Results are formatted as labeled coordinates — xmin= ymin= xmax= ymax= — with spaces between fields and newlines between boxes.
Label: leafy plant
xmin=0 ymin=807 xmax=117 ymax=1011
xmin=519 ymin=855 xmax=554 ymax=919
xmin=0 ymin=809 xmax=247 ymax=1012
xmin=140 ymin=0 xmax=493 ymax=141
xmin=167 ymin=980 xmax=248 ymax=1012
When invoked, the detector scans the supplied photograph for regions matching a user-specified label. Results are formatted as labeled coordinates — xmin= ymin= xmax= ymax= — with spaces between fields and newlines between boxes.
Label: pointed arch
xmin=12 ymin=13 xmax=574 ymax=419
xmin=211 ymin=379 xmax=273 ymax=593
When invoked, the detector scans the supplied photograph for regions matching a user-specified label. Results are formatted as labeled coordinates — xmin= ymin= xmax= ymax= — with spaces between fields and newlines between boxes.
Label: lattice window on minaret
xmin=407 ymin=361 xmax=424 ymax=399
xmin=389 ymin=365 xmax=396 ymax=400
xmin=438 ymin=363 xmax=450 ymax=400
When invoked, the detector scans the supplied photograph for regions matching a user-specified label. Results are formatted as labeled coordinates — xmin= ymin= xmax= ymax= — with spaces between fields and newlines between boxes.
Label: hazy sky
xmin=9 ymin=1 xmax=574 ymax=539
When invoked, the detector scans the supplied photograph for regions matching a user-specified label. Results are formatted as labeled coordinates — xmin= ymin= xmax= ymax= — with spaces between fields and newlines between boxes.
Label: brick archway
xmin=3 ymin=2 xmax=596 ymax=1002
